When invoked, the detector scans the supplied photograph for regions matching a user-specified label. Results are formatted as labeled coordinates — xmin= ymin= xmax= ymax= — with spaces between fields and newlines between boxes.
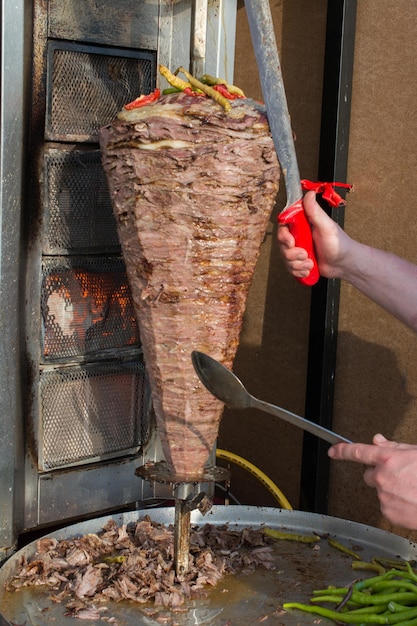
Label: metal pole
xmin=0 ymin=0 xmax=28 ymax=562
xmin=300 ymin=0 xmax=357 ymax=514
xmin=190 ymin=0 xmax=208 ymax=77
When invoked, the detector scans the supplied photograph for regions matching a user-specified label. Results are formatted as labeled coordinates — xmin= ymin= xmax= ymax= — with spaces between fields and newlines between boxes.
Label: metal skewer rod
xmin=174 ymin=497 xmax=191 ymax=576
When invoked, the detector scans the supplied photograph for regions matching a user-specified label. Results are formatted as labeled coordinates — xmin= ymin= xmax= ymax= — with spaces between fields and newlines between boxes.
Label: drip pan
xmin=1 ymin=505 xmax=417 ymax=625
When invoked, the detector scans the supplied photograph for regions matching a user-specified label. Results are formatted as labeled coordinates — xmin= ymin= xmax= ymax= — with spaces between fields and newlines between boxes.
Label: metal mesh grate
xmin=40 ymin=361 xmax=150 ymax=470
xmin=44 ymin=148 xmax=118 ymax=253
xmin=47 ymin=43 xmax=154 ymax=140
xmin=41 ymin=257 xmax=139 ymax=360
xmin=34 ymin=41 xmax=155 ymax=476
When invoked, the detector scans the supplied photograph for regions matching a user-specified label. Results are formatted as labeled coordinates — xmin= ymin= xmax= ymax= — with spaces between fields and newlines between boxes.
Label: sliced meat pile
xmin=99 ymin=92 xmax=280 ymax=478
xmin=5 ymin=516 xmax=275 ymax=621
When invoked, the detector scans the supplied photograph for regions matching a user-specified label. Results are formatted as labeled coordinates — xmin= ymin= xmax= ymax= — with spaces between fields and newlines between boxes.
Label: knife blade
xmin=243 ymin=0 xmax=320 ymax=286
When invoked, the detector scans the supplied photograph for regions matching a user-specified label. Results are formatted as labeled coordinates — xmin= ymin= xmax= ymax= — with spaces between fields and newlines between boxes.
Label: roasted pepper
xmin=213 ymin=83 xmax=244 ymax=100
xmin=124 ymin=88 xmax=160 ymax=110
xmin=183 ymin=87 xmax=205 ymax=96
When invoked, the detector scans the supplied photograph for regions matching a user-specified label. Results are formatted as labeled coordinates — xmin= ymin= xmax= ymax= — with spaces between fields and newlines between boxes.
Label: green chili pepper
xmin=355 ymin=572 xmax=396 ymax=591
xmin=373 ymin=559 xmax=416 ymax=572
xmin=199 ymin=74 xmax=246 ymax=97
xmin=283 ymin=603 xmax=417 ymax=623
xmin=310 ymin=594 xmax=349 ymax=604
xmin=159 ymin=65 xmax=191 ymax=92
xmin=263 ymin=527 xmax=320 ymax=543
xmin=313 ymin=586 xmax=351 ymax=595
xmin=285 ymin=557 xmax=417 ymax=624
xmin=328 ymin=538 xmax=363 ymax=560
xmin=345 ymin=605 xmax=389 ymax=616
xmin=371 ymin=581 xmax=417 ymax=594
xmin=351 ymin=591 xmax=417 ymax=606
xmin=405 ymin=562 xmax=417 ymax=583
xmin=311 ymin=592 xmax=417 ymax=607
xmin=353 ymin=561 xmax=387 ymax=576
xmin=102 ymin=555 xmax=126 ymax=563
xmin=162 ymin=87 xmax=182 ymax=95
xmin=388 ymin=602 xmax=415 ymax=613
xmin=177 ymin=67 xmax=231 ymax=111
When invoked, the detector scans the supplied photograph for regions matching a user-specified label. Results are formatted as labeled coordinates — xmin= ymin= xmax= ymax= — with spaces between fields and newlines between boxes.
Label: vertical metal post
xmin=158 ymin=0 xmax=237 ymax=84
xmin=191 ymin=0 xmax=208 ymax=78
xmin=204 ymin=0 xmax=237 ymax=83
xmin=0 ymin=0 xmax=28 ymax=560
xmin=300 ymin=0 xmax=357 ymax=513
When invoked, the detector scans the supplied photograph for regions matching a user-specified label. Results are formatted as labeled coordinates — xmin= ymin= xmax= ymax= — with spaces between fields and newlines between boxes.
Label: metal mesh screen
xmin=41 ymin=257 xmax=139 ymax=360
xmin=34 ymin=40 xmax=155 ymax=475
xmin=40 ymin=361 xmax=150 ymax=470
xmin=46 ymin=42 xmax=154 ymax=141
xmin=44 ymin=148 xmax=118 ymax=254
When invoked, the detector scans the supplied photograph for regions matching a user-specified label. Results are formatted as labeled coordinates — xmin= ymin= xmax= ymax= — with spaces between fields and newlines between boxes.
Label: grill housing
xmin=0 ymin=0 xmax=237 ymax=558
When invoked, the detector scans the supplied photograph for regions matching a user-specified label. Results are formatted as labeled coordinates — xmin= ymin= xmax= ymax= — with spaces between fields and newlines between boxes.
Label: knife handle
xmin=278 ymin=199 xmax=320 ymax=286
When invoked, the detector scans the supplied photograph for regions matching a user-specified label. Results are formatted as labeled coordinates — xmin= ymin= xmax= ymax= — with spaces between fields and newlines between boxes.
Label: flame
xmin=43 ymin=269 xmax=138 ymax=357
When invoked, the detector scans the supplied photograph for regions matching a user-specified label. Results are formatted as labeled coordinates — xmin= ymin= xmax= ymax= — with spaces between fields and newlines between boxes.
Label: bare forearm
xmin=278 ymin=192 xmax=417 ymax=332
xmin=339 ymin=240 xmax=417 ymax=332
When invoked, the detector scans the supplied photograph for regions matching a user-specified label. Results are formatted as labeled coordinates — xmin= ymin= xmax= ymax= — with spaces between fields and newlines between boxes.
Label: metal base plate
xmin=135 ymin=461 xmax=230 ymax=485
xmin=1 ymin=505 xmax=417 ymax=625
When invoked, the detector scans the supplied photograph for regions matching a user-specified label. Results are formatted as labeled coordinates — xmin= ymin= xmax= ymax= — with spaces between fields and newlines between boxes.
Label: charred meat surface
xmin=5 ymin=517 xmax=275 ymax=619
xmin=99 ymin=92 xmax=280 ymax=477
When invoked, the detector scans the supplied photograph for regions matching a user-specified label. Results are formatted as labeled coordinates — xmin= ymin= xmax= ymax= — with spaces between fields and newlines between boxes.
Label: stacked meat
xmin=99 ymin=91 xmax=280 ymax=478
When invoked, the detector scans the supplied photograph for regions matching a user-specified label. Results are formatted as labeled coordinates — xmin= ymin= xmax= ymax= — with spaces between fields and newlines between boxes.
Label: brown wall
xmin=219 ymin=0 xmax=417 ymax=543
xmin=328 ymin=2 xmax=417 ymax=542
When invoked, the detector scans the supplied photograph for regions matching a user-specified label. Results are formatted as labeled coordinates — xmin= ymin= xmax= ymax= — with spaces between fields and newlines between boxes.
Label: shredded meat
xmin=5 ymin=516 xmax=274 ymax=622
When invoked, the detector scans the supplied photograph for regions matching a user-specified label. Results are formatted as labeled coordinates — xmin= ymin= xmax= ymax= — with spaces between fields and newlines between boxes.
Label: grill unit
xmin=0 ymin=0 xmax=236 ymax=561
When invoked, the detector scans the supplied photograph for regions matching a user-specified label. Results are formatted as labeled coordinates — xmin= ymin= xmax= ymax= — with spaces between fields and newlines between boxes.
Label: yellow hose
xmin=215 ymin=448 xmax=293 ymax=510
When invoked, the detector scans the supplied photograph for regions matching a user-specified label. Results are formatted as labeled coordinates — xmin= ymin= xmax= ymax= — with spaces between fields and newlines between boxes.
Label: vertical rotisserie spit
xmin=99 ymin=83 xmax=280 ymax=571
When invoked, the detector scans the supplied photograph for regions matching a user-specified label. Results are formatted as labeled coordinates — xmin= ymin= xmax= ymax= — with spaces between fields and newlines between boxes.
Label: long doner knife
xmin=244 ymin=0 xmax=320 ymax=286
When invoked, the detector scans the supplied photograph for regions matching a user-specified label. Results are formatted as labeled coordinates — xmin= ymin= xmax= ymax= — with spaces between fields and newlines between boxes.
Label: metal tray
xmin=1 ymin=505 xmax=417 ymax=625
